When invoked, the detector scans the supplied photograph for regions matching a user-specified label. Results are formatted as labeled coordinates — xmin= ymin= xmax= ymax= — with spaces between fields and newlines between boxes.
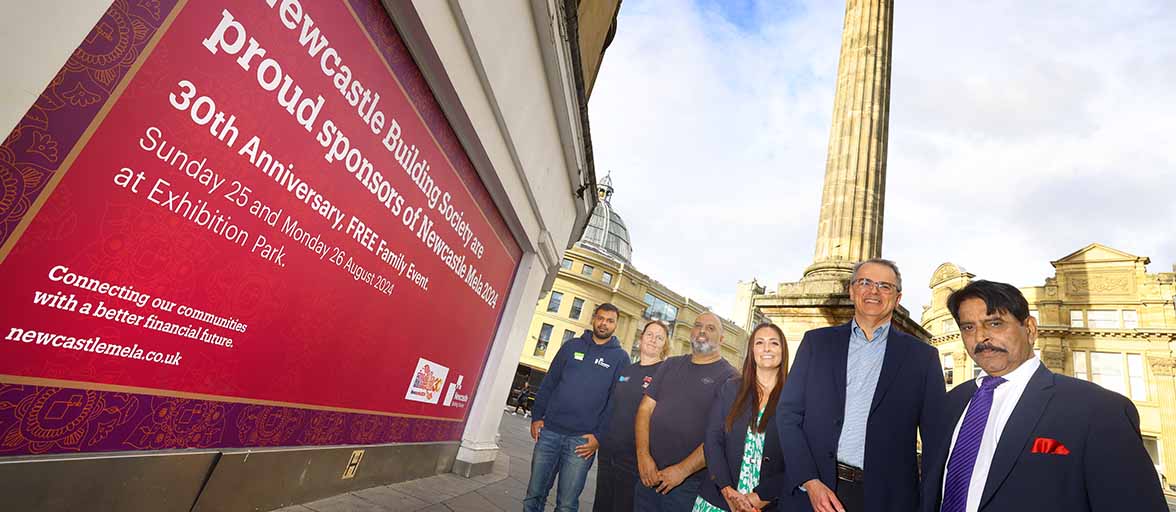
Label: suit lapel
xmin=927 ymin=382 xmax=976 ymax=509
xmin=978 ymin=364 xmax=1055 ymax=509
xmin=869 ymin=331 xmax=909 ymax=415
xmin=831 ymin=323 xmax=851 ymax=413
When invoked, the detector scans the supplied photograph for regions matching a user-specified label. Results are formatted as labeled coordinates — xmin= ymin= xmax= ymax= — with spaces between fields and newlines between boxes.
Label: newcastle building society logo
xmin=406 ymin=358 xmax=450 ymax=404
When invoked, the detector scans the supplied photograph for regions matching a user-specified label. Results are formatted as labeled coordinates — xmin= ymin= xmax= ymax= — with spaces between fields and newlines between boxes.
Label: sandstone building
xmin=922 ymin=243 xmax=1176 ymax=488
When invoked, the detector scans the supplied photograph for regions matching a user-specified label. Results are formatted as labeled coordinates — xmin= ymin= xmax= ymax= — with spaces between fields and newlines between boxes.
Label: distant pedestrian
xmin=524 ymin=303 xmax=631 ymax=512
xmin=594 ymin=319 xmax=671 ymax=512
xmin=695 ymin=323 xmax=795 ymax=512
xmin=634 ymin=311 xmax=739 ymax=512
xmin=512 ymin=384 xmax=532 ymax=415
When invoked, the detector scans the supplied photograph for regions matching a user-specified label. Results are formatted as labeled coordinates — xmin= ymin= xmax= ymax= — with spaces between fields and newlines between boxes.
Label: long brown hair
xmin=725 ymin=323 xmax=788 ymax=433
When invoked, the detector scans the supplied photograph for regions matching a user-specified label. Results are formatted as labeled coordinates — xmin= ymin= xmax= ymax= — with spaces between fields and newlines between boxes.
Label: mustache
xmin=973 ymin=342 xmax=1007 ymax=354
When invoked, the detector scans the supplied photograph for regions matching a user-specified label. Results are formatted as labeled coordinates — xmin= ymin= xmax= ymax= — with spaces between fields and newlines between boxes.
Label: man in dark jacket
xmin=524 ymin=303 xmax=631 ymax=512
xmin=777 ymin=258 xmax=947 ymax=512
xmin=921 ymin=280 xmax=1164 ymax=512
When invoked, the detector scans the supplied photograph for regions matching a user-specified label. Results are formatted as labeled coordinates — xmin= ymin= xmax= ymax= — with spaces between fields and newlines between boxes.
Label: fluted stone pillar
xmin=751 ymin=0 xmax=930 ymax=342
xmin=805 ymin=0 xmax=893 ymax=280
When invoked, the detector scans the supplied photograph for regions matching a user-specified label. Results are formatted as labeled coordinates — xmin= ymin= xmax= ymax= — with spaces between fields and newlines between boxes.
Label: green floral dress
xmin=692 ymin=410 xmax=765 ymax=512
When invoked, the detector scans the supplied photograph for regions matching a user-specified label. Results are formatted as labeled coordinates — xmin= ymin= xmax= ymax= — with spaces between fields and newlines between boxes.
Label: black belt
xmin=836 ymin=462 xmax=864 ymax=483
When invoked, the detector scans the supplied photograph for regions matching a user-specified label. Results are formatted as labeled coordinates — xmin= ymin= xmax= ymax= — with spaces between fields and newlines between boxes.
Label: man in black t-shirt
xmin=634 ymin=312 xmax=738 ymax=511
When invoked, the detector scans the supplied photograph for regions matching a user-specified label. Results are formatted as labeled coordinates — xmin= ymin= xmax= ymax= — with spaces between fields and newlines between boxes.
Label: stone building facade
xmin=922 ymin=244 xmax=1176 ymax=488
xmin=515 ymin=178 xmax=747 ymax=388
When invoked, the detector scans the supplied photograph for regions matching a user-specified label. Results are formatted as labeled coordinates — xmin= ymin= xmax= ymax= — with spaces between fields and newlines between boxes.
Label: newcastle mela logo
xmin=405 ymin=358 xmax=450 ymax=404
xmin=443 ymin=375 xmax=469 ymax=408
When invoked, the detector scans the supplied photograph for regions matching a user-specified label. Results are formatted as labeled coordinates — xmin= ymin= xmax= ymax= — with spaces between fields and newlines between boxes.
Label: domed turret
xmin=578 ymin=173 xmax=632 ymax=263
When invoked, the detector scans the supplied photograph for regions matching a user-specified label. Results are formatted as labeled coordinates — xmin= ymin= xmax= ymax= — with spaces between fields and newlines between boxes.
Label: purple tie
xmin=941 ymin=376 xmax=1007 ymax=512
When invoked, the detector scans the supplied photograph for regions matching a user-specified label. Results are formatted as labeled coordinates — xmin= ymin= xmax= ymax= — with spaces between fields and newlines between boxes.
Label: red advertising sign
xmin=0 ymin=0 xmax=520 ymax=438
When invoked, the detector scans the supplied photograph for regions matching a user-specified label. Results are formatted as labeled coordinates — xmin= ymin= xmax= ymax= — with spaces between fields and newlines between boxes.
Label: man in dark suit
xmin=777 ymin=258 xmax=947 ymax=512
xmin=921 ymin=280 xmax=1165 ymax=512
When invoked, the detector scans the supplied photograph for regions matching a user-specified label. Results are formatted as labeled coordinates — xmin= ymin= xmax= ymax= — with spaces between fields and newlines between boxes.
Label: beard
xmin=691 ymin=338 xmax=717 ymax=354
xmin=593 ymin=326 xmax=615 ymax=340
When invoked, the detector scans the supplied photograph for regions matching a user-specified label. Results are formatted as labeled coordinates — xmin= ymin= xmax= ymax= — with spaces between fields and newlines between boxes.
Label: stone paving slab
xmin=272 ymin=411 xmax=595 ymax=512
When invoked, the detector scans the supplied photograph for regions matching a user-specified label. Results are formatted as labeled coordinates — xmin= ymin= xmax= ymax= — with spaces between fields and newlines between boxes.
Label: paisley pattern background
xmin=0 ymin=0 xmax=503 ymax=456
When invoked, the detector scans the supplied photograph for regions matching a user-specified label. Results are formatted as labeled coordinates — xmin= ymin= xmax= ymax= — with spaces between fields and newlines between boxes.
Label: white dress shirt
xmin=941 ymin=356 xmax=1041 ymax=512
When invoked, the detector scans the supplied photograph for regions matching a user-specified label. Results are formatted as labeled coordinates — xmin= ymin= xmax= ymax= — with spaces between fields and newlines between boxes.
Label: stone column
xmin=1150 ymin=356 xmax=1176 ymax=490
xmin=805 ymin=0 xmax=894 ymax=280
xmin=455 ymin=252 xmax=547 ymax=477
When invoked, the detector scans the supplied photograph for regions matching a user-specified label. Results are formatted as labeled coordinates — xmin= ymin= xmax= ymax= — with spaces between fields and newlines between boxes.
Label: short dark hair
xmin=946 ymin=280 xmax=1030 ymax=323
xmin=594 ymin=303 xmax=620 ymax=317
xmin=851 ymin=258 xmax=903 ymax=291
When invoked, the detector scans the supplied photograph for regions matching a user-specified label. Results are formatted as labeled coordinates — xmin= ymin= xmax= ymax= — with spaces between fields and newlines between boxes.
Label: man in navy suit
xmin=777 ymin=258 xmax=947 ymax=512
xmin=921 ymin=280 xmax=1164 ymax=512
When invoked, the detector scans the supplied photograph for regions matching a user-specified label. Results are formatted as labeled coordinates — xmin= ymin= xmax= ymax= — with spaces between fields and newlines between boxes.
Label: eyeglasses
xmin=852 ymin=277 xmax=899 ymax=294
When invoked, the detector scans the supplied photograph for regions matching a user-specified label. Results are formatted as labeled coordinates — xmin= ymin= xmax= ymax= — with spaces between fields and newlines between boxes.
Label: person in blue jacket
xmin=696 ymin=322 xmax=795 ymax=512
xmin=524 ymin=302 xmax=631 ymax=512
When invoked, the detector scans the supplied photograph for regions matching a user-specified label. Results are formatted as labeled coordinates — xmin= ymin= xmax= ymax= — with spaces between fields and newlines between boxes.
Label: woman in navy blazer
xmin=695 ymin=323 xmax=794 ymax=512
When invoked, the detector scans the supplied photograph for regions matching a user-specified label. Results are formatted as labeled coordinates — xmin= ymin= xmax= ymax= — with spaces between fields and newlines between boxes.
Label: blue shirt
xmin=836 ymin=319 xmax=890 ymax=468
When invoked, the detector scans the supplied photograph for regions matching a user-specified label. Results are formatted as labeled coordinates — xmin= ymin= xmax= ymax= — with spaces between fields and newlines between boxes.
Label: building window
xmin=942 ymin=353 xmax=954 ymax=385
xmin=1087 ymin=310 xmax=1118 ymax=329
xmin=534 ymin=323 xmax=554 ymax=357
xmin=1143 ymin=437 xmax=1161 ymax=468
xmin=940 ymin=318 xmax=957 ymax=334
xmin=602 ymin=272 xmax=613 ymax=285
xmin=581 ymin=264 xmax=595 ymax=277
xmin=1029 ymin=310 xmax=1039 ymax=322
xmin=1073 ymin=350 xmax=1089 ymax=380
xmin=1091 ymin=352 xmax=1127 ymax=397
xmin=569 ymin=298 xmax=585 ymax=320
xmin=1123 ymin=310 xmax=1139 ymax=329
xmin=562 ymin=329 xmax=577 ymax=342
xmin=560 ymin=258 xmax=573 ymax=270
xmin=1128 ymin=353 xmax=1147 ymax=401
xmin=1070 ymin=310 xmax=1084 ymax=328
xmin=546 ymin=291 xmax=563 ymax=313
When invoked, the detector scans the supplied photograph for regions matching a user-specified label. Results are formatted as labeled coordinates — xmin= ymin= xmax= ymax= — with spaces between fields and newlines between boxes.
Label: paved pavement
xmin=273 ymin=411 xmax=596 ymax=512
xmin=274 ymin=410 xmax=1176 ymax=512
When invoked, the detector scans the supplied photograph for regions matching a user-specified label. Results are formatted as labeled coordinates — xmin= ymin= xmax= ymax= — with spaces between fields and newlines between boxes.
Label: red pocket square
xmin=1032 ymin=437 xmax=1070 ymax=455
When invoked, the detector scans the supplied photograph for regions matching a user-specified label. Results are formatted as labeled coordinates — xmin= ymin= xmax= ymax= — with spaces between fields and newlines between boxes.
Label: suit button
xmin=835 ymin=419 xmax=842 ymax=426
xmin=828 ymin=451 xmax=835 ymax=459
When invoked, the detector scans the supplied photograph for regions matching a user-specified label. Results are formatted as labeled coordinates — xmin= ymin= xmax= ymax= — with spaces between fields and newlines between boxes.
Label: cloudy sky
xmin=587 ymin=0 xmax=1176 ymax=324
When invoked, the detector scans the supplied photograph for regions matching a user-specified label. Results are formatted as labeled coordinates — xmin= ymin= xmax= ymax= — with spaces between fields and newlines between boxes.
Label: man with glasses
xmin=777 ymin=258 xmax=947 ymax=512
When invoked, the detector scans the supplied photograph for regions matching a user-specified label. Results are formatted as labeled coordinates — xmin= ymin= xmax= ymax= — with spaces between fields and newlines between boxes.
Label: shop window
xmin=534 ymin=324 xmax=554 ymax=357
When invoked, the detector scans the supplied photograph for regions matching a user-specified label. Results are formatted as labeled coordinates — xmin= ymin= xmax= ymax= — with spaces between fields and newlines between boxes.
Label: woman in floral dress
xmin=693 ymin=323 xmax=794 ymax=512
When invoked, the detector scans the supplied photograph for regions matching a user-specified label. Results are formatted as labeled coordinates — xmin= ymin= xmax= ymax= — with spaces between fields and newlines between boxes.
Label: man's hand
xmin=744 ymin=491 xmax=769 ymax=512
xmin=721 ymin=486 xmax=753 ymax=511
xmin=574 ymin=434 xmax=599 ymax=459
xmin=655 ymin=463 xmax=689 ymax=494
xmin=637 ymin=453 xmax=660 ymax=487
xmin=802 ymin=479 xmax=844 ymax=512
xmin=530 ymin=420 xmax=544 ymax=441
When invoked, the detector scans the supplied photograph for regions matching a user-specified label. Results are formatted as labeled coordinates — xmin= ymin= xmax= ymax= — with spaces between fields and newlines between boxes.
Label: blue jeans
xmin=524 ymin=428 xmax=596 ymax=512
xmin=633 ymin=474 xmax=703 ymax=512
